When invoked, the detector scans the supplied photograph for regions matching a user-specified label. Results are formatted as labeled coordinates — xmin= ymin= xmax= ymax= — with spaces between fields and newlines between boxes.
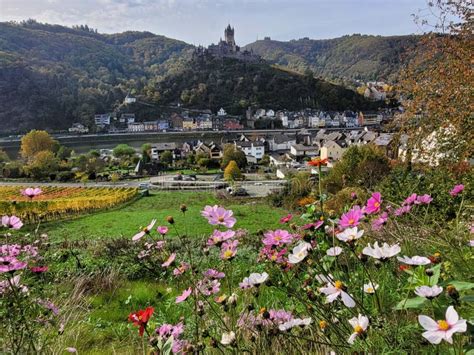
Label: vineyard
xmin=0 ymin=186 xmax=138 ymax=223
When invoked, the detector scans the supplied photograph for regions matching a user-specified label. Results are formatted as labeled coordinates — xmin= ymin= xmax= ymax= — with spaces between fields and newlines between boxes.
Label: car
xmin=138 ymin=182 xmax=150 ymax=189
xmin=254 ymin=182 xmax=263 ymax=186
xmin=231 ymin=188 xmax=248 ymax=196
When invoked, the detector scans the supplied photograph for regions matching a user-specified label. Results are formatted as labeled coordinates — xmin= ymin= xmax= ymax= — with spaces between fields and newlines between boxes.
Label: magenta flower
xmin=197 ymin=279 xmax=221 ymax=296
xmin=161 ymin=253 xmax=176 ymax=268
xmin=279 ymin=214 xmax=293 ymax=224
xmin=339 ymin=206 xmax=364 ymax=229
xmin=0 ymin=256 xmax=27 ymax=273
xmin=175 ymin=287 xmax=192 ymax=303
xmin=157 ymin=226 xmax=168 ymax=235
xmin=403 ymin=193 xmax=418 ymax=206
xmin=1 ymin=216 xmax=23 ymax=230
xmin=220 ymin=240 xmax=238 ymax=260
xmin=262 ymin=229 xmax=293 ymax=246
xmin=30 ymin=265 xmax=48 ymax=273
xmin=21 ymin=187 xmax=42 ymax=198
xmin=365 ymin=192 xmax=382 ymax=214
xmin=416 ymin=194 xmax=433 ymax=205
xmin=371 ymin=212 xmax=389 ymax=231
xmin=450 ymin=184 xmax=464 ymax=197
xmin=1 ymin=244 xmax=22 ymax=257
xmin=203 ymin=269 xmax=225 ymax=279
xmin=260 ymin=246 xmax=287 ymax=264
xmin=201 ymin=205 xmax=236 ymax=228
xmin=207 ymin=230 xmax=236 ymax=246
xmin=301 ymin=220 xmax=324 ymax=231
xmin=394 ymin=205 xmax=411 ymax=216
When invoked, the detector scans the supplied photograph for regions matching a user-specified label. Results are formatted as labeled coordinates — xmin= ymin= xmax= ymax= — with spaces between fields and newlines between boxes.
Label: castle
xmin=193 ymin=24 xmax=260 ymax=62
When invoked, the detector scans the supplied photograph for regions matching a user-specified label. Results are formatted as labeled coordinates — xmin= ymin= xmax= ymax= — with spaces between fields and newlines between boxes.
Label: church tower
xmin=224 ymin=24 xmax=236 ymax=51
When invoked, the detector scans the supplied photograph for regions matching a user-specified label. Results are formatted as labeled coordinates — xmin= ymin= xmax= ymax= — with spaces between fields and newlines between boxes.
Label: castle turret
xmin=224 ymin=24 xmax=236 ymax=51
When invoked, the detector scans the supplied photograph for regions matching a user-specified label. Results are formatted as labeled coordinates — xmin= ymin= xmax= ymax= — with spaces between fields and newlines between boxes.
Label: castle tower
xmin=224 ymin=24 xmax=236 ymax=51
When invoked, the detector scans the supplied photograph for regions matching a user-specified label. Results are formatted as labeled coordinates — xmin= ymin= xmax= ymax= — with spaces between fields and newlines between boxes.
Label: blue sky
xmin=0 ymin=0 xmax=430 ymax=45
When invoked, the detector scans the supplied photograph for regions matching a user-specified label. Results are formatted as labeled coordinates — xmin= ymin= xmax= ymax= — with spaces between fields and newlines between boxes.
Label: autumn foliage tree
xmin=224 ymin=160 xmax=242 ymax=182
xmin=20 ymin=130 xmax=57 ymax=161
xmin=400 ymin=0 xmax=473 ymax=162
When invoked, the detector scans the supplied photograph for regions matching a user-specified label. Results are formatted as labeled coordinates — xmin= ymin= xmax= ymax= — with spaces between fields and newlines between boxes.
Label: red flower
xmin=399 ymin=265 xmax=410 ymax=272
xmin=128 ymin=306 xmax=154 ymax=336
xmin=307 ymin=158 xmax=328 ymax=167
xmin=279 ymin=214 xmax=293 ymax=224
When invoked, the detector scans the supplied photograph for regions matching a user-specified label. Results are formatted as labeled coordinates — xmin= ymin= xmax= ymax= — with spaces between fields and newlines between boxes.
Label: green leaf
xmin=428 ymin=264 xmax=441 ymax=286
xmin=394 ymin=297 xmax=428 ymax=310
xmin=461 ymin=295 xmax=474 ymax=303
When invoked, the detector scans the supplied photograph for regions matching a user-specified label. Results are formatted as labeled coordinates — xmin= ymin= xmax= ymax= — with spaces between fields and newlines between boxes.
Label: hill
xmin=0 ymin=21 xmax=383 ymax=133
xmin=154 ymin=55 xmax=378 ymax=114
xmin=0 ymin=20 xmax=193 ymax=132
xmin=244 ymin=34 xmax=420 ymax=83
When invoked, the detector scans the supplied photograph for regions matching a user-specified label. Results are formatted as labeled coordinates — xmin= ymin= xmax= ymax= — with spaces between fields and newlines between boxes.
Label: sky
xmin=0 ymin=0 xmax=431 ymax=45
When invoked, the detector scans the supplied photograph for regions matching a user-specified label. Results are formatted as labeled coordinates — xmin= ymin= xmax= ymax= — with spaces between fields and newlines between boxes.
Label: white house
xmin=94 ymin=114 xmax=111 ymax=126
xmin=217 ymin=108 xmax=227 ymax=116
xmin=127 ymin=122 xmax=145 ymax=132
xmin=124 ymin=94 xmax=137 ymax=104
xmin=320 ymin=140 xmax=347 ymax=161
xmin=236 ymin=141 xmax=265 ymax=160
xmin=266 ymin=109 xmax=275 ymax=117
xmin=267 ymin=134 xmax=296 ymax=152
xmin=68 ymin=123 xmax=89 ymax=134
xmin=290 ymin=144 xmax=319 ymax=158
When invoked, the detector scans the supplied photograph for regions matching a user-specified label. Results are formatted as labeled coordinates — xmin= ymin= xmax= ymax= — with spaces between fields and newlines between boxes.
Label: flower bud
xmin=180 ymin=204 xmax=187 ymax=213
xmin=425 ymin=268 xmax=434 ymax=277
xmin=166 ymin=216 xmax=174 ymax=224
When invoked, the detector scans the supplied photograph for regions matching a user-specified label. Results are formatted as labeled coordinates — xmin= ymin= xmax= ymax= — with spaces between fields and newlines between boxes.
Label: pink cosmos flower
xmin=326 ymin=247 xmax=342 ymax=257
xmin=418 ymin=306 xmax=466 ymax=344
xmin=65 ymin=348 xmax=77 ymax=353
xmin=0 ymin=275 xmax=28 ymax=294
xmin=450 ymin=184 xmax=464 ymax=197
xmin=262 ymin=229 xmax=293 ymax=246
xmin=469 ymin=240 xmax=474 ymax=247
xmin=156 ymin=226 xmax=168 ymax=235
xmin=207 ymin=230 xmax=236 ymax=246
xmin=415 ymin=194 xmax=433 ymax=205
xmin=21 ymin=187 xmax=42 ymax=198
xmin=394 ymin=205 xmax=411 ymax=216
xmin=365 ymin=192 xmax=382 ymax=214
xmin=203 ymin=269 xmax=225 ymax=279
xmin=301 ymin=220 xmax=324 ymax=231
xmin=220 ymin=240 xmax=238 ymax=260
xmin=175 ymin=287 xmax=192 ymax=303
xmin=30 ymin=265 xmax=48 ymax=273
xmin=1 ymin=216 xmax=23 ymax=230
xmin=132 ymin=219 xmax=157 ymax=241
xmin=173 ymin=262 xmax=190 ymax=276
xmin=415 ymin=285 xmax=443 ymax=299
xmin=260 ymin=246 xmax=288 ymax=264
xmin=397 ymin=255 xmax=431 ymax=265
xmin=371 ymin=212 xmax=389 ymax=231
xmin=350 ymin=192 xmax=357 ymax=199
xmin=339 ymin=206 xmax=364 ymax=229
xmin=403 ymin=193 xmax=418 ymax=206
xmin=0 ymin=256 xmax=27 ymax=273
xmin=38 ymin=299 xmax=59 ymax=315
xmin=161 ymin=253 xmax=176 ymax=267
xmin=197 ymin=278 xmax=221 ymax=296
xmin=1 ymin=244 xmax=22 ymax=257
xmin=279 ymin=214 xmax=293 ymax=224
xmin=201 ymin=205 xmax=236 ymax=228
xmin=22 ymin=245 xmax=38 ymax=257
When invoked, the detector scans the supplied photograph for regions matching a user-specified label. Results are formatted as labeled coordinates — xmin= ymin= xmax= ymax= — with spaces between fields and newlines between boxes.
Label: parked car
xmin=231 ymin=188 xmax=248 ymax=196
xmin=138 ymin=182 xmax=150 ymax=189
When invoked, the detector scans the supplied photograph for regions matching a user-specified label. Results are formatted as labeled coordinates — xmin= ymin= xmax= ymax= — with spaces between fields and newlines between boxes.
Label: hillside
xmin=154 ymin=55 xmax=378 ymax=114
xmin=0 ymin=21 xmax=385 ymax=133
xmin=244 ymin=34 xmax=420 ymax=83
xmin=0 ymin=21 xmax=193 ymax=132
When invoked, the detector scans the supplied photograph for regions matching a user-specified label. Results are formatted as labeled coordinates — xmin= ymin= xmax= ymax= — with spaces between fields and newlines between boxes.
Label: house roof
xmin=291 ymin=144 xmax=319 ymax=152
xmin=374 ymin=133 xmax=393 ymax=146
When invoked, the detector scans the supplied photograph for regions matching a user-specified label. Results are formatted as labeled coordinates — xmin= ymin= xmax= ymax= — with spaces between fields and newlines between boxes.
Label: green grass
xmin=41 ymin=191 xmax=286 ymax=241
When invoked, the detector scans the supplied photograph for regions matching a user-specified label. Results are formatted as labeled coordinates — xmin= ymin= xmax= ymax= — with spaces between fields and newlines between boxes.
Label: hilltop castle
xmin=194 ymin=24 xmax=260 ymax=62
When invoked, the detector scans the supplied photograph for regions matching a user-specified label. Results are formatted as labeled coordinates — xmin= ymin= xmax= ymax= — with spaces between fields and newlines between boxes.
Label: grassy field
xmin=40 ymin=191 xmax=287 ymax=241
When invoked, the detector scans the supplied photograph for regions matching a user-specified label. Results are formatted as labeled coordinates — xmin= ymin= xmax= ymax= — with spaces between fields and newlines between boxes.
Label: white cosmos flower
xmin=278 ymin=317 xmax=312 ymax=331
xmin=319 ymin=280 xmax=355 ymax=308
xmin=415 ymin=285 xmax=443 ymax=299
xmin=288 ymin=241 xmax=312 ymax=264
xmin=362 ymin=242 xmax=401 ymax=260
xmin=348 ymin=314 xmax=369 ymax=344
xmin=397 ymin=255 xmax=431 ymax=265
xmin=326 ymin=247 xmax=343 ymax=257
xmin=248 ymin=272 xmax=269 ymax=285
xmin=132 ymin=219 xmax=157 ymax=241
xmin=336 ymin=227 xmax=364 ymax=243
xmin=418 ymin=306 xmax=466 ymax=344
xmin=363 ymin=282 xmax=379 ymax=294
xmin=220 ymin=331 xmax=236 ymax=345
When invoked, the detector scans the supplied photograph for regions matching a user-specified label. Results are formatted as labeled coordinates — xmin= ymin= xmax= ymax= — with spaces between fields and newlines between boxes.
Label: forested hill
xmin=0 ymin=21 xmax=193 ymax=132
xmin=155 ymin=56 xmax=378 ymax=114
xmin=243 ymin=34 xmax=420 ymax=83
xmin=1 ymin=21 xmax=386 ymax=133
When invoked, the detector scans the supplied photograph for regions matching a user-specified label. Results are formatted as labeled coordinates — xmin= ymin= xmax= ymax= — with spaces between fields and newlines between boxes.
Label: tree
xmin=224 ymin=160 xmax=242 ymax=182
xmin=260 ymin=154 xmax=270 ymax=167
xmin=113 ymin=144 xmax=136 ymax=159
xmin=20 ymin=130 xmax=57 ymax=160
xmin=221 ymin=144 xmax=247 ymax=169
xmin=141 ymin=144 xmax=152 ymax=164
xmin=400 ymin=0 xmax=473 ymax=161
xmin=160 ymin=151 xmax=173 ymax=167
xmin=24 ymin=151 xmax=59 ymax=180
xmin=0 ymin=150 xmax=10 ymax=164
xmin=56 ymin=146 xmax=72 ymax=161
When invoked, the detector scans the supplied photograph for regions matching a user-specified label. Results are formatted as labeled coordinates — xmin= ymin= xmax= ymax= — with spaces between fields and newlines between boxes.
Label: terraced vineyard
xmin=0 ymin=186 xmax=138 ymax=223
